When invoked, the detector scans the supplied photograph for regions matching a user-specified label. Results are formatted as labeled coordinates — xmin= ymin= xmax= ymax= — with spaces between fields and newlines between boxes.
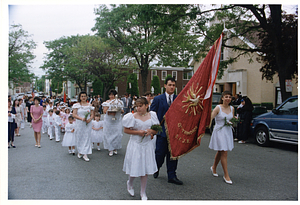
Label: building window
xmin=161 ymin=87 xmax=164 ymax=94
xmin=151 ymin=70 xmax=157 ymax=80
xmin=133 ymin=69 xmax=139 ymax=80
xmin=183 ymin=71 xmax=193 ymax=80
xmin=161 ymin=71 xmax=167 ymax=80
xmin=175 ymin=87 xmax=178 ymax=94
xmin=172 ymin=71 xmax=177 ymax=81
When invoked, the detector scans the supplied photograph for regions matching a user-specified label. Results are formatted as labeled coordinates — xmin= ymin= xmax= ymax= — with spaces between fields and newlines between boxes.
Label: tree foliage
xmin=36 ymin=75 xmax=46 ymax=92
xmin=126 ymin=73 xmax=139 ymax=96
xmin=92 ymin=4 xmax=201 ymax=93
xmin=42 ymin=35 xmax=133 ymax=100
xmin=178 ymin=4 xmax=297 ymax=101
xmin=9 ymin=24 xmax=36 ymax=88
xmin=151 ymin=75 xmax=160 ymax=95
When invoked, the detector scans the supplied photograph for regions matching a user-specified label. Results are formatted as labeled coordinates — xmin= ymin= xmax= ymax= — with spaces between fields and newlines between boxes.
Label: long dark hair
xmin=78 ymin=91 xmax=87 ymax=102
xmin=219 ymin=91 xmax=232 ymax=104
xmin=108 ymin=89 xmax=117 ymax=96
xmin=13 ymin=99 xmax=19 ymax=107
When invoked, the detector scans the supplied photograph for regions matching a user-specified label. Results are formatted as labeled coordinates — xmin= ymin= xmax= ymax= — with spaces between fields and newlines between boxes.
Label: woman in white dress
xmin=102 ymin=89 xmax=124 ymax=156
xmin=72 ymin=91 xmax=95 ymax=162
xmin=209 ymin=91 xmax=234 ymax=185
xmin=122 ymin=97 xmax=160 ymax=200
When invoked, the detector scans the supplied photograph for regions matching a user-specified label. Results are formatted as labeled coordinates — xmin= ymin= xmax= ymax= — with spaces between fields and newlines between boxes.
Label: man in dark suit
xmin=121 ymin=93 xmax=132 ymax=115
xmin=150 ymin=77 xmax=183 ymax=185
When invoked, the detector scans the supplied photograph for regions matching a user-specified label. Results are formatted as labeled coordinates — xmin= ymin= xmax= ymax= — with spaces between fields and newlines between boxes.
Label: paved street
xmin=7 ymin=122 xmax=297 ymax=200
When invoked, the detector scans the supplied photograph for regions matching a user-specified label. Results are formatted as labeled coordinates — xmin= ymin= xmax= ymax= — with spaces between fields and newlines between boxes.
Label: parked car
xmin=251 ymin=95 xmax=298 ymax=146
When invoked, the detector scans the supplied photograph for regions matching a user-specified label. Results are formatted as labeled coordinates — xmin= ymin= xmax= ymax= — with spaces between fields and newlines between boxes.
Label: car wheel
xmin=255 ymin=126 xmax=270 ymax=146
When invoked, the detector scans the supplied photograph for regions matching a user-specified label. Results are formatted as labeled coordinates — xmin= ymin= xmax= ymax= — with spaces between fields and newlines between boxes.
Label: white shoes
xmin=77 ymin=153 xmax=83 ymax=158
xmin=223 ymin=176 xmax=233 ymax=185
xmin=140 ymin=194 xmax=147 ymax=200
xmin=72 ymin=149 xmax=75 ymax=155
xmin=127 ymin=180 xmax=134 ymax=196
xmin=97 ymin=146 xmax=101 ymax=151
xmin=68 ymin=150 xmax=72 ymax=154
xmin=83 ymin=155 xmax=89 ymax=162
xmin=210 ymin=166 xmax=218 ymax=177
xmin=238 ymin=140 xmax=246 ymax=144
xmin=113 ymin=150 xmax=117 ymax=155
xmin=109 ymin=151 xmax=113 ymax=156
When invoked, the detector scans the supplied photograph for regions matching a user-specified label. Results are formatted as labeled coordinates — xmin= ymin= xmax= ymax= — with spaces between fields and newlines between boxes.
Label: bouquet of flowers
xmin=218 ymin=116 xmax=239 ymax=131
xmin=141 ymin=124 xmax=163 ymax=142
xmin=84 ymin=111 xmax=90 ymax=125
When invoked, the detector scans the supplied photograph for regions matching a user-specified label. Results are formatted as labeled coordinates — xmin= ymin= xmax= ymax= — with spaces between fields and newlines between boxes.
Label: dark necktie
xmin=168 ymin=95 xmax=172 ymax=106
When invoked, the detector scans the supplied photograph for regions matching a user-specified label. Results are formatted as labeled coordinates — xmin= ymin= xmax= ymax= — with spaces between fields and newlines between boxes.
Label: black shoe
xmin=153 ymin=170 xmax=159 ymax=178
xmin=168 ymin=177 xmax=183 ymax=185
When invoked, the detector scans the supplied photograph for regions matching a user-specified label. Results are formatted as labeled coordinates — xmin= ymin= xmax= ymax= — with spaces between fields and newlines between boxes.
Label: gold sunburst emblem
xmin=182 ymin=83 xmax=204 ymax=115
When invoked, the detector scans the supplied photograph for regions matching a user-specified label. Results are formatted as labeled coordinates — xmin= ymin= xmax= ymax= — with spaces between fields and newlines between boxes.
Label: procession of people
xmin=8 ymin=77 xmax=252 ymax=200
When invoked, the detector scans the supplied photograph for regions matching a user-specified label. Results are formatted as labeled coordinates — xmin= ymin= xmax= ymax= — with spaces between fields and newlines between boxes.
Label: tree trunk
xmin=140 ymin=65 xmax=149 ymax=94
xmin=278 ymin=68 xmax=292 ymax=102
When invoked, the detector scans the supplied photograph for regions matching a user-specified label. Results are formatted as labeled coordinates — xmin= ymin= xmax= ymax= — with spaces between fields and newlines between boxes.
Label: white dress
xmin=62 ymin=123 xmax=76 ymax=146
xmin=73 ymin=103 xmax=95 ymax=154
xmin=122 ymin=111 xmax=159 ymax=177
xmin=209 ymin=105 xmax=234 ymax=151
xmin=102 ymin=100 xmax=124 ymax=151
xmin=91 ymin=120 xmax=104 ymax=143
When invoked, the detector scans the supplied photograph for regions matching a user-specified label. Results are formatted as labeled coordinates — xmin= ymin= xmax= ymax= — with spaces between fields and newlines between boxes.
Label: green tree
xmin=50 ymin=78 xmax=63 ymax=95
xmin=92 ymin=4 xmax=200 ymax=93
xmin=151 ymin=75 xmax=160 ymax=95
xmin=36 ymin=75 xmax=46 ymax=92
xmin=9 ymin=24 xmax=36 ymax=89
xmin=126 ymin=73 xmax=139 ymax=96
xmin=92 ymin=78 xmax=103 ymax=96
xmin=178 ymin=4 xmax=297 ymax=101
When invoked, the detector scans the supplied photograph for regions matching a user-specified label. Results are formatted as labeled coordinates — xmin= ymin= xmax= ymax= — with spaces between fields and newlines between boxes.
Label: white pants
xmin=48 ymin=126 xmax=55 ymax=139
xmin=42 ymin=119 xmax=48 ymax=133
xmin=55 ymin=126 xmax=61 ymax=141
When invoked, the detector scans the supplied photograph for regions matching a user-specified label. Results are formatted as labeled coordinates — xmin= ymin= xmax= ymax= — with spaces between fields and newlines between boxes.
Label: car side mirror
xmin=272 ymin=109 xmax=278 ymax=114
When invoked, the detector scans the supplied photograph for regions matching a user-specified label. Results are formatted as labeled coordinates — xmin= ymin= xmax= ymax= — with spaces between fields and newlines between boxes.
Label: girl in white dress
xmin=122 ymin=97 xmax=160 ymax=200
xmin=42 ymin=105 xmax=48 ymax=134
xmin=72 ymin=91 xmax=95 ymax=162
xmin=91 ymin=113 xmax=104 ymax=151
xmin=54 ymin=110 xmax=62 ymax=142
xmin=102 ymin=89 xmax=124 ymax=156
xmin=209 ymin=91 xmax=234 ymax=185
xmin=47 ymin=109 xmax=55 ymax=140
xmin=62 ymin=116 xmax=76 ymax=155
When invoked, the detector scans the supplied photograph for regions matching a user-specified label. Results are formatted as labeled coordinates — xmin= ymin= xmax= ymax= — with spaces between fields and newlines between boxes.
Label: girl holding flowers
xmin=209 ymin=91 xmax=235 ymax=185
xmin=122 ymin=97 xmax=160 ymax=200
xmin=72 ymin=91 xmax=94 ymax=162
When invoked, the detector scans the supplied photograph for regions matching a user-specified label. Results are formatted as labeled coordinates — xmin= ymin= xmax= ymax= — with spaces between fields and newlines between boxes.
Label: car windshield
xmin=212 ymin=94 xmax=221 ymax=104
xmin=278 ymin=98 xmax=298 ymax=115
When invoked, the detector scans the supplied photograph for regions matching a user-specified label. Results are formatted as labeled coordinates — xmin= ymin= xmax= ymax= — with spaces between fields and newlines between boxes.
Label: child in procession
xmin=47 ymin=109 xmax=55 ymax=140
xmin=54 ymin=110 xmax=62 ymax=142
xmin=122 ymin=97 xmax=160 ymax=200
xmin=61 ymin=115 xmax=76 ymax=155
xmin=42 ymin=105 xmax=48 ymax=134
xmin=91 ymin=113 xmax=104 ymax=151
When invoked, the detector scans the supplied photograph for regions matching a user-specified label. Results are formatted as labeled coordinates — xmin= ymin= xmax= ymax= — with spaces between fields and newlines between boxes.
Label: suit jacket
xmin=121 ymin=97 xmax=132 ymax=108
xmin=150 ymin=93 xmax=177 ymax=138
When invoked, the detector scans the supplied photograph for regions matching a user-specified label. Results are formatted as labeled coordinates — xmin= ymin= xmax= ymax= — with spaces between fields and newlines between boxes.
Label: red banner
xmin=64 ymin=92 xmax=66 ymax=103
xmin=165 ymin=34 xmax=223 ymax=159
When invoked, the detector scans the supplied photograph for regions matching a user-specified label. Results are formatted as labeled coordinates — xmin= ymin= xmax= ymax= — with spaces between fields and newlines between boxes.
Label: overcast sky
xmin=5 ymin=1 xmax=298 ymax=78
